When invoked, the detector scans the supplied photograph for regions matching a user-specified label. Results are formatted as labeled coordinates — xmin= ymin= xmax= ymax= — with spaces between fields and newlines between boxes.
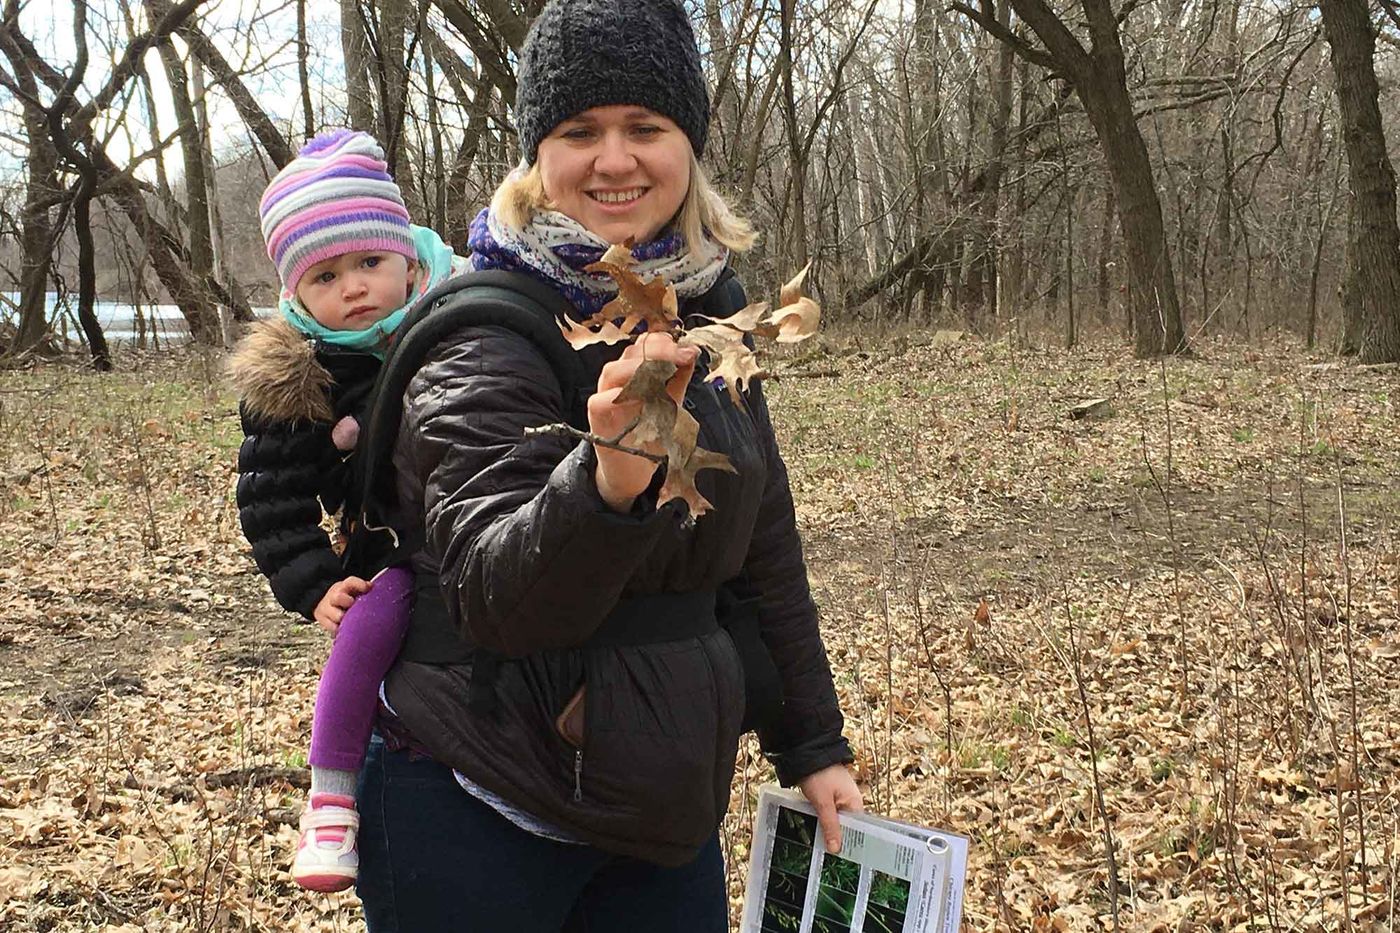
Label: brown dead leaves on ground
xmin=736 ymin=332 xmax=1399 ymax=931
xmin=0 ymin=335 xmax=1397 ymax=931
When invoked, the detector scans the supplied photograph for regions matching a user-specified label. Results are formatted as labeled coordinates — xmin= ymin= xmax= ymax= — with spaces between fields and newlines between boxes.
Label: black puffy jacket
xmin=381 ymin=275 xmax=852 ymax=866
xmin=229 ymin=318 xmax=379 ymax=620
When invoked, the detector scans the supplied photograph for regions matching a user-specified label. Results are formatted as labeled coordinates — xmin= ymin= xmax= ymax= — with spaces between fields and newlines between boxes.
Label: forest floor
xmin=0 ymin=330 xmax=1396 ymax=931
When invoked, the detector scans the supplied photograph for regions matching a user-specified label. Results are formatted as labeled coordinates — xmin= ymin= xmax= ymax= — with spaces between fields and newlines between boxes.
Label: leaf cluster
xmin=557 ymin=246 xmax=820 ymax=517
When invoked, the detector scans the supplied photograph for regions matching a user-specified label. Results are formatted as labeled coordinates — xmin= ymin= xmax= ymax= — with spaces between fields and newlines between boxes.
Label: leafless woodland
xmin=0 ymin=0 xmax=1399 ymax=367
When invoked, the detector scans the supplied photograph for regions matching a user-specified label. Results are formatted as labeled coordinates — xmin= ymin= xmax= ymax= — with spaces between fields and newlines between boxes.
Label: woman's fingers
xmin=598 ymin=342 xmax=694 ymax=389
xmin=665 ymin=346 xmax=698 ymax=405
xmin=588 ymin=334 xmax=700 ymax=511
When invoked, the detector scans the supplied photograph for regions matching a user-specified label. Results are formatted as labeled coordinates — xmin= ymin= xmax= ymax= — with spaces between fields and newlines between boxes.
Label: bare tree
xmin=953 ymin=0 xmax=1189 ymax=357
xmin=0 ymin=3 xmax=60 ymax=358
xmin=1320 ymin=0 xmax=1400 ymax=363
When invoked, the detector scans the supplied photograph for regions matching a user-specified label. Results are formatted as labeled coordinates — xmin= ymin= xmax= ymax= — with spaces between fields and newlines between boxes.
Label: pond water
xmin=1 ymin=292 xmax=274 ymax=344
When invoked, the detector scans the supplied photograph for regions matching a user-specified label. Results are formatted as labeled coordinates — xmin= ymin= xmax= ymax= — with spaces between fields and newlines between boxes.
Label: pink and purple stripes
xmin=259 ymin=129 xmax=416 ymax=290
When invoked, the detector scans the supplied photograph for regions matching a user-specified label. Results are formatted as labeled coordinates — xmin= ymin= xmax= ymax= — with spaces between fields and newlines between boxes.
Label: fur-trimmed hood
xmin=227 ymin=317 xmax=334 ymax=424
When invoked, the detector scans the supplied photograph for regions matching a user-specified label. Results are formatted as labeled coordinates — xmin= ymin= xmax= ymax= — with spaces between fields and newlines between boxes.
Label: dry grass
xmin=0 ymin=333 xmax=1395 ymax=930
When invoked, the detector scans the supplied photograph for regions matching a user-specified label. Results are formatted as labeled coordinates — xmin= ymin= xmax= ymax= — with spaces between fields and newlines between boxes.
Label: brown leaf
xmin=711 ymin=349 xmax=765 ymax=404
xmin=659 ymin=408 xmax=736 ymax=517
xmin=680 ymin=325 xmax=765 ymax=403
xmin=694 ymin=301 xmax=773 ymax=334
xmin=966 ymin=597 xmax=989 ymax=651
xmin=779 ymin=261 xmax=812 ymax=307
xmin=765 ymin=295 xmax=820 ymax=343
xmin=680 ymin=324 xmax=746 ymax=357
xmin=763 ymin=262 xmax=821 ymax=344
xmin=599 ymin=240 xmax=636 ymax=267
xmin=586 ymin=261 xmax=678 ymax=334
xmin=665 ymin=404 xmax=701 ymax=467
xmin=615 ymin=359 xmax=678 ymax=448
xmin=557 ymin=315 xmax=632 ymax=350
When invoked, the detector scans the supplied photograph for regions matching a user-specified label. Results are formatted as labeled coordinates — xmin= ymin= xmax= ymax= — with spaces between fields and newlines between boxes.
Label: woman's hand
xmin=312 ymin=576 xmax=372 ymax=635
xmin=797 ymin=764 xmax=864 ymax=854
xmin=589 ymin=333 xmax=698 ymax=512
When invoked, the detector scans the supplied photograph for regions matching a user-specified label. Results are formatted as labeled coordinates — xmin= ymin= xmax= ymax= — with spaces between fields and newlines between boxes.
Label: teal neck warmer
xmin=279 ymin=225 xmax=464 ymax=357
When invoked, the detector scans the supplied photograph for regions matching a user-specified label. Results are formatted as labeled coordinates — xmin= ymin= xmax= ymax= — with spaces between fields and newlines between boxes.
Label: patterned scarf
xmin=467 ymin=204 xmax=729 ymax=319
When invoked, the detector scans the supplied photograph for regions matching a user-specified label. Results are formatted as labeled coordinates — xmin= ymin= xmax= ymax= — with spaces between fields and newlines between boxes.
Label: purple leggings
xmin=309 ymin=566 xmax=414 ymax=772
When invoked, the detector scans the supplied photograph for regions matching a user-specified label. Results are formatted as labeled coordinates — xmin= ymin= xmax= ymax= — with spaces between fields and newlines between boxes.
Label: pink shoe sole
xmin=294 ymin=869 xmax=356 ymax=893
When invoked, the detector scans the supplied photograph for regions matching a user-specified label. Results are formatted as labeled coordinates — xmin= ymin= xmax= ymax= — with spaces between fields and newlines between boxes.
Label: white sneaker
xmin=291 ymin=793 xmax=359 ymax=893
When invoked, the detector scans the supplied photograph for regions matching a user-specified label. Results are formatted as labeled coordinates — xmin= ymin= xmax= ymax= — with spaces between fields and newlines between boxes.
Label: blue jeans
xmin=356 ymin=737 xmax=729 ymax=932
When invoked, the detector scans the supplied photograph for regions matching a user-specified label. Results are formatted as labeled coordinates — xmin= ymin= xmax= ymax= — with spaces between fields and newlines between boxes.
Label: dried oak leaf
xmin=766 ymin=262 xmax=820 ymax=343
xmin=558 ymin=315 xmax=632 ymax=350
xmin=659 ymin=407 xmax=736 ymax=517
xmin=586 ymin=259 xmax=678 ymax=334
xmin=614 ymin=358 xmax=679 ymax=448
xmin=694 ymin=301 xmax=775 ymax=338
xmin=679 ymin=325 xmax=765 ymax=404
xmin=599 ymin=241 xmax=636 ymax=267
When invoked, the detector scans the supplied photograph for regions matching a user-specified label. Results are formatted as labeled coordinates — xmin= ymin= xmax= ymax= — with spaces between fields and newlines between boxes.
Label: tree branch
xmin=1003 ymin=0 xmax=1092 ymax=73
xmin=949 ymin=2 xmax=1056 ymax=70
xmin=70 ymin=0 xmax=207 ymax=135
xmin=146 ymin=0 xmax=292 ymax=167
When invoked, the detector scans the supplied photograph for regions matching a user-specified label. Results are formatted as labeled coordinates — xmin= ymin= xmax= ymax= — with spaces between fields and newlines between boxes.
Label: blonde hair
xmin=490 ymin=152 xmax=756 ymax=254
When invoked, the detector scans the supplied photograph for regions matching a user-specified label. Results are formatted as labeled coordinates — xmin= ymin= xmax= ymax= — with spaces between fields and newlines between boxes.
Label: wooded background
xmin=3 ymin=0 xmax=1400 ymax=369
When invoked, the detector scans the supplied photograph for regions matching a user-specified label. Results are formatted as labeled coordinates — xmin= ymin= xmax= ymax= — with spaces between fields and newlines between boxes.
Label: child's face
xmin=294 ymin=251 xmax=417 ymax=331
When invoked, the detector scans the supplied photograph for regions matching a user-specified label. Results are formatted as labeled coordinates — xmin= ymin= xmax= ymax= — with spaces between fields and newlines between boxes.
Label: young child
xmin=229 ymin=129 xmax=465 ymax=892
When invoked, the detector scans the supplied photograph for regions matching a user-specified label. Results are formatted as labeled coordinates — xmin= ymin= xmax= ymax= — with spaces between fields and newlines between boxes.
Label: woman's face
xmin=536 ymin=105 xmax=692 ymax=245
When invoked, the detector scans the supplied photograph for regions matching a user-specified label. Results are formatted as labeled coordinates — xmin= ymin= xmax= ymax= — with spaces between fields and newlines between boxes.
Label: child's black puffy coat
xmin=229 ymin=318 xmax=379 ymax=620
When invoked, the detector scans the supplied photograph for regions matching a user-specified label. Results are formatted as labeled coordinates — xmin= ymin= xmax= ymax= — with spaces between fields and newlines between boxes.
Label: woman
xmin=356 ymin=0 xmax=861 ymax=928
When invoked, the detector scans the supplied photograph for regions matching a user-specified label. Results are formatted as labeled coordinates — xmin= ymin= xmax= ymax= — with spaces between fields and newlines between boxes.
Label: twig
xmin=1060 ymin=588 xmax=1124 ymax=931
xmin=523 ymin=421 xmax=666 ymax=464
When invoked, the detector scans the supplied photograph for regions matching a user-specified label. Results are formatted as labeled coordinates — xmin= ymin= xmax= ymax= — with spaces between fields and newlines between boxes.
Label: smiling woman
xmin=353 ymin=0 xmax=861 ymax=929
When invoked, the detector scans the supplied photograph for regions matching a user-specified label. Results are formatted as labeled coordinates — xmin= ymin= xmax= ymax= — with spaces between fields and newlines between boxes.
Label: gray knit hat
xmin=515 ymin=0 xmax=710 ymax=164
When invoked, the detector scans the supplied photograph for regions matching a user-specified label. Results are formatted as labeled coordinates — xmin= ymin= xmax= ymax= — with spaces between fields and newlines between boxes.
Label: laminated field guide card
xmin=739 ymin=786 xmax=969 ymax=933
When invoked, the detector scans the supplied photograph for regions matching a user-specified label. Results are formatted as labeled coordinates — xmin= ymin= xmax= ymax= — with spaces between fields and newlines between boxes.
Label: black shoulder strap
xmin=349 ymin=270 xmax=589 ymax=565
xmin=690 ymin=265 xmax=744 ymax=322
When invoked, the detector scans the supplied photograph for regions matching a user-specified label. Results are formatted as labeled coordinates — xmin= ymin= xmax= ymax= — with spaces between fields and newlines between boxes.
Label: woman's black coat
xmin=381 ymin=276 xmax=853 ymax=866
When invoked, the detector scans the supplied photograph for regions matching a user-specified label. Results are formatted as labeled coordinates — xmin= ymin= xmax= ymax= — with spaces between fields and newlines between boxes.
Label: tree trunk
xmin=423 ymin=36 xmax=447 ymax=234
xmin=341 ymin=0 xmax=376 ymax=132
xmin=1096 ymin=183 xmax=1115 ymax=319
xmin=1079 ymin=78 xmax=1187 ymax=356
xmin=778 ymin=0 xmax=807 ymax=269
xmin=1340 ymin=198 xmax=1363 ymax=355
xmin=12 ymin=100 xmax=58 ymax=355
xmin=40 ymin=0 xmax=110 ymax=371
xmin=955 ymin=0 xmax=1188 ymax=356
xmin=984 ymin=0 xmax=1015 ymax=320
xmin=154 ymin=30 xmax=213 ymax=290
xmin=377 ymin=0 xmax=417 ymax=205
xmin=69 ymin=185 xmax=112 ymax=370
xmin=297 ymin=0 xmax=315 ymax=141
xmin=1321 ymin=0 xmax=1400 ymax=363
xmin=193 ymin=56 xmax=249 ymax=331
xmin=1066 ymin=176 xmax=1077 ymax=348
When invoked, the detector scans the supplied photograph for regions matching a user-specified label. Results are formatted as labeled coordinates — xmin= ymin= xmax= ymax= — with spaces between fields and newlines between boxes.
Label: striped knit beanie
xmin=259 ymin=129 xmax=416 ymax=291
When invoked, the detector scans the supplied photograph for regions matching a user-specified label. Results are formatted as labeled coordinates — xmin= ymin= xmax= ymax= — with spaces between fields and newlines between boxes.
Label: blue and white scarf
xmin=466 ymin=205 xmax=729 ymax=319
